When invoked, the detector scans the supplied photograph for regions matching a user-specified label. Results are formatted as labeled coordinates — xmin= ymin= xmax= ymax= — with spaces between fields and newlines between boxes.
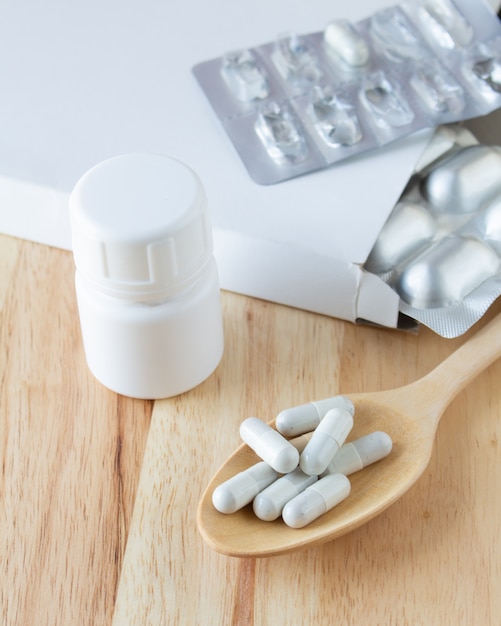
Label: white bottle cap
xmin=70 ymin=154 xmax=212 ymax=302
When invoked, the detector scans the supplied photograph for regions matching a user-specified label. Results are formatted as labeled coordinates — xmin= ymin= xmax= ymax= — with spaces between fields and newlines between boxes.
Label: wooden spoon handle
xmin=403 ymin=313 xmax=501 ymax=426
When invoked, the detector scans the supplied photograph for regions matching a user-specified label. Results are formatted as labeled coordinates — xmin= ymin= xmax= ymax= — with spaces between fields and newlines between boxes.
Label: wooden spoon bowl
xmin=197 ymin=313 xmax=501 ymax=558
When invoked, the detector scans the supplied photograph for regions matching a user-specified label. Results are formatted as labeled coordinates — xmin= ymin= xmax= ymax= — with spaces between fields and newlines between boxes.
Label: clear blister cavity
xmin=221 ymin=49 xmax=270 ymax=102
xmin=410 ymin=58 xmax=465 ymax=114
xmin=255 ymin=100 xmax=308 ymax=163
xmin=370 ymin=7 xmax=428 ymax=62
xmin=466 ymin=37 xmax=501 ymax=100
xmin=309 ymin=85 xmax=362 ymax=147
xmin=413 ymin=0 xmax=474 ymax=49
xmin=360 ymin=71 xmax=414 ymax=129
xmin=273 ymin=33 xmax=323 ymax=90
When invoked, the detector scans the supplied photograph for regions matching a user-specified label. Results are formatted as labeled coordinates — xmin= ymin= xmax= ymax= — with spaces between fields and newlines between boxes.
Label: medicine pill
xmin=212 ymin=461 xmax=278 ymax=514
xmin=370 ymin=7 xmax=426 ymax=63
xmin=282 ymin=473 xmax=351 ymax=528
xmin=321 ymin=431 xmax=393 ymax=476
xmin=275 ymin=395 xmax=354 ymax=438
xmin=300 ymin=407 xmax=354 ymax=476
xmin=253 ymin=467 xmax=318 ymax=522
xmin=323 ymin=19 xmax=370 ymax=68
xmin=240 ymin=417 xmax=300 ymax=474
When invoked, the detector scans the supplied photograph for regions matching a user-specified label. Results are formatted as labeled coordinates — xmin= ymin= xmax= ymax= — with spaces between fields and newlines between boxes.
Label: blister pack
xmin=193 ymin=0 xmax=501 ymax=184
xmin=364 ymin=124 xmax=501 ymax=338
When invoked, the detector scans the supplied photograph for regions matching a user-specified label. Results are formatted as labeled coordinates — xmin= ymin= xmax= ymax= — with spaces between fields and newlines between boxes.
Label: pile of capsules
xmin=212 ymin=396 xmax=392 ymax=529
xmin=193 ymin=0 xmax=501 ymax=184
xmin=364 ymin=123 xmax=501 ymax=338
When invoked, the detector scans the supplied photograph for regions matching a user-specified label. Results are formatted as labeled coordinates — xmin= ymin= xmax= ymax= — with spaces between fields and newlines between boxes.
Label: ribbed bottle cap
xmin=69 ymin=154 xmax=211 ymax=300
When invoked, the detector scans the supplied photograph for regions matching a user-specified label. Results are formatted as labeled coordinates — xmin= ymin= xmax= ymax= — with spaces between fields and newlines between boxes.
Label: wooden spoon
xmin=197 ymin=313 xmax=501 ymax=558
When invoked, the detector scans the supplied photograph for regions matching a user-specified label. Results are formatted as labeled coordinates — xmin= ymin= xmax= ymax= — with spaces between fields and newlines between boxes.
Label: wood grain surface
xmin=0 ymin=236 xmax=152 ymax=625
xmin=1 ymin=233 xmax=501 ymax=625
xmin=113 ymin=255 xmax=501 ymax=624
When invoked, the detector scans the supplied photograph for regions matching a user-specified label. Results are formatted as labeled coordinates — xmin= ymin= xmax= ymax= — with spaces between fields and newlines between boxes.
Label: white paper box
xmin=0 ymin=0 xmax=444 ymax=328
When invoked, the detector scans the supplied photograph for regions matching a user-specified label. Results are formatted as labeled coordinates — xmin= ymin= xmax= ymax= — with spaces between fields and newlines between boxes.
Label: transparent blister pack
xmin=193 ymin=0 xmax=501 ymax=184
xmin=364 ymin=124 xmax=501 ymax=338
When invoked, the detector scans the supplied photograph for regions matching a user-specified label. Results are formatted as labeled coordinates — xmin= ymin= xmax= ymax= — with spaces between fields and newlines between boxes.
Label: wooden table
xmin=2 ymin=233 xmax=501 ymax=625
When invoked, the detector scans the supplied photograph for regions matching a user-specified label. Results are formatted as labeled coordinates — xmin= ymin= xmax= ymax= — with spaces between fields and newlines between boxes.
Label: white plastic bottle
xmin=69 ymin=154 xmax=224 ymax=399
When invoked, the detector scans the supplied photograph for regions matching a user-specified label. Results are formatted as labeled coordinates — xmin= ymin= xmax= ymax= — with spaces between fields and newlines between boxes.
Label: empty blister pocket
xmin=193 ymin=0 xmax=501 ymax=184
xmin=364 ymin=127 xmax=501 ymax=337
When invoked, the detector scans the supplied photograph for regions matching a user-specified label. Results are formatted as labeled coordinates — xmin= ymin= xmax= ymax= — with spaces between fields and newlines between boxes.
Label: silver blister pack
xmin=364 ymin=123 xmax=501 ymax=338
xmin=193 ymin=0 xmax=501 ymax=184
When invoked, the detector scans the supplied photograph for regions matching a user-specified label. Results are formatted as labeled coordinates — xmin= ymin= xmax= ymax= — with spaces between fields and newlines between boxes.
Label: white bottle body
xmin=70 ymin=153 xmax=224 ymax=399
xmin=75 ymin=258 xmax=223 ymax=399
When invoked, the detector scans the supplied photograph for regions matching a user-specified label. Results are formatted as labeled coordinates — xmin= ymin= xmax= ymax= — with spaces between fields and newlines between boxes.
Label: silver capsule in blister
xmin=365 ymin=201 xmax=437 ymax=274
xmin=420 ymin=145 xmax=501 ymax=215
xmin=477 ymin=198 xmax=501 ymax=245
xmin=395 ymin=235 xmax=500 ymax=308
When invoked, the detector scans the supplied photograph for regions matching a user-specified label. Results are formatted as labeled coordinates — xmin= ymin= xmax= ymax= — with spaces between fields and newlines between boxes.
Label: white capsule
xmin=239 ymin=417 xmax=300 ymax=474
xmin=324 ymin=19 xmax=370 ymax=68
xmin=300 ymin=407 xmax=354 ymax=476
xmin=321 ymin=431 xmax=393 ymax=476
xmin=212 ymin=461 xmax=278 ymax=514
xmin=282 ymin=473 xmax=351 ymax=528
xmin=253 ymin=467 xmax=318 ymax=521
xmin=275 ymin=395 xmax=354 ymax=437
